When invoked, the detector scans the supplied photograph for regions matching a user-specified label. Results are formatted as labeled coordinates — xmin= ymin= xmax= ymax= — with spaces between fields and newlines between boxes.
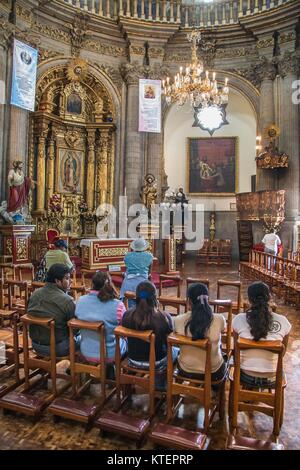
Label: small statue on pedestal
xmin=140 ymin=174 xmax=158 ymax=211
xmin=175 ymin=187 xmax=189 ymax=206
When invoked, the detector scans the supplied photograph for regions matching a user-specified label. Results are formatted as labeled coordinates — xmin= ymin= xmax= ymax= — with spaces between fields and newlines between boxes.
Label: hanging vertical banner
xmin=11 ymin=39 xmax=38 ymax=112
xmin=139 ymin=79 xmax=161 ymax=133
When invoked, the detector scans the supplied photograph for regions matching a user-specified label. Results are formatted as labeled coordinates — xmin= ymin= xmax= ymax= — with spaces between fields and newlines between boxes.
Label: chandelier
xmin=162 ymin=30 xmax=229 ymax=108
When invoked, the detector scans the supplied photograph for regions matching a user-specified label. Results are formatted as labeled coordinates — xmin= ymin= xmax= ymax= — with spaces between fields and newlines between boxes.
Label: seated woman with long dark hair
xmin=75 ymin=271 xmax=127 ymax=364
xmin=174 ymin=283 xmax=227 ymax=381
xmin=122 ymin=280 xmax=178 ymax=390
xmin=233 ymin=281 xmax=291 ymax=387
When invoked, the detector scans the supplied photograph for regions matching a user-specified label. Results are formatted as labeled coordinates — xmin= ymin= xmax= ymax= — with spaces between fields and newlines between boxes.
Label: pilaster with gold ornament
xmin=98 ymin=130 xmax=110 ymax=206
xmin=36 ymin=123 xmax=49 ymax=214
xmin=46 ymin=129 xmax=56 ymax=200
xmin=86 ymin=129 xmax=96 ymax=211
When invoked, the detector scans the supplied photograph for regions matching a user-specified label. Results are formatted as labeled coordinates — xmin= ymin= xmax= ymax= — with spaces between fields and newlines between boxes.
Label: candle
xmin=124 ymin=187 xmax=127 ymax=197
xmin=212 ymin=72 xmax=216 ymax=81
xmin=205 ymin=70 xmax=209 ymax=79
xmin=225 ymin=77 xmax=228 ymax=86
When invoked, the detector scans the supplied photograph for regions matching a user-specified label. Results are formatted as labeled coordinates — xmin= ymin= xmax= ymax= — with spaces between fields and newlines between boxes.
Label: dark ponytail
xmin=246 ymin=281 xmax=273 ymax=341
xmin=185 ymin=283 xmax=213 ymax=340
xmin=128 ymin=281 xmax=158 ymax=330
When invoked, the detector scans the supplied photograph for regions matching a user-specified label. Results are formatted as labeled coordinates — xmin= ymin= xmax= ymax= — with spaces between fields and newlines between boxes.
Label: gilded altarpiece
xmin=28 ymin=61 xmax=116 ymax=261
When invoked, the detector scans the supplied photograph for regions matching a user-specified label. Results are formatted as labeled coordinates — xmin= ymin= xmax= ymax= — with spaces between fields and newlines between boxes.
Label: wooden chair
xmin=0 ymin=314 xmax=70 ymax=418
xmin=164 ymin=333 xmax=227 ymax=433
xmin=216 ymin=279 xmax=242 ymax=315
xmin=48 ymin=319 xmax=115 ymax=429
xmin=196 ymin=239 xmax=209 ymax=264
xmin=186 ymin=277 xmax=210 ymax=291
xmin=0 ymin=310 xmax=22 ymax=397
xmin=15 ymin=263 xmax=35 ymax=282
xmin=158 ymin=296 xmax=187 ymax=315
xmin=29 ymin=281 xmax=45 ymax=294
xmin=228 ymin=337 xmax=286 ymax=448
xmin=219 ymin=239 xmax=232 ymax=265
xmin=159 ymin=274 xmax=182 ymax=298
xmin=0 ymin=263 xmax=15 ymax=282
xmin=69 ymin=285 xmax=87 ymax=300
xmin=95 ymin=325 xmax=164 ymax=446
xmin=7 ymin=280 xmax=29 ymax=316
xmin=210 ymin=299 xmax=233 ymax=359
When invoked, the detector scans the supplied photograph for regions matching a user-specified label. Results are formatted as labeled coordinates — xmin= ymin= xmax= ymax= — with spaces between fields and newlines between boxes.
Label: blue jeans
xmin=32 ymin=335 xmax=81 ymax=358
xmin=240 ymin=370 xmax=276 ymax=388
xmin=128 ymin=347 xmax=180 ymax=391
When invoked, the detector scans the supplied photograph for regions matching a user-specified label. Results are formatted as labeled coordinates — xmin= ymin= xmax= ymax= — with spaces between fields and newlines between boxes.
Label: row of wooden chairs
xmin=240 ymin=250 xmax=300 ymax=306
xmin=0 ymin=313 xmax=286 ymax=449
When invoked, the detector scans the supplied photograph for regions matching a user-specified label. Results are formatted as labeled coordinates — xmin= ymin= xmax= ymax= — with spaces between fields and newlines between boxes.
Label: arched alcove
xmin=164 ymin=86 xmax=257 ymax=211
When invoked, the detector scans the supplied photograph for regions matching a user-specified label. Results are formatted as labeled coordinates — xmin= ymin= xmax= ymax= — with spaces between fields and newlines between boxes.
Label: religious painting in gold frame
xmin=186 ymin=137 xmax=238 ymax=196
xmin=56 ymin=147 xmax=84 ymax=194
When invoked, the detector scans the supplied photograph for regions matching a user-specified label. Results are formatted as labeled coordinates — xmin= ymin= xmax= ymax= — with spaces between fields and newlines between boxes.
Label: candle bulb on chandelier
xmin=225 ymin=77 xmax=228 ymax=86
xmin=205 ymin=70 xmax=209 ymax=79
xmin=180 ymin=66 xmax=183 ymax=75
xmin=212 ymin=72 xmax=216 ymax=81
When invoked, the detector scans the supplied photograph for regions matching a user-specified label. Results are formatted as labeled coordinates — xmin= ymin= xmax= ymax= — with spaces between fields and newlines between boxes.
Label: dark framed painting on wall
xmin=187 ymin=137 xmax=238 ymax=196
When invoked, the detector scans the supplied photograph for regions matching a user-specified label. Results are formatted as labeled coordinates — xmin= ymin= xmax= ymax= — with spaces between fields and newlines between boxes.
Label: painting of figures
xmin=57 ymin=148 xmax=84 ymax=194
xmin=187 ymin=137 xmax=238 ymax=196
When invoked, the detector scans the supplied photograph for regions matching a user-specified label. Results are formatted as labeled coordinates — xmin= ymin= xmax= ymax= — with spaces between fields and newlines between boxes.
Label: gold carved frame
xmin=186 ymin=136 xmax=239 ymax=197
xmin=55 ymin=147 xmax=85 ymax=194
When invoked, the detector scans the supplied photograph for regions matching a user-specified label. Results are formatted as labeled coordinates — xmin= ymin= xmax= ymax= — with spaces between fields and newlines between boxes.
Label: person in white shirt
xmin=233 ymin=281 xmax=291 ymax=388
xmin=262 ymin=230 xmax=281 ymax=256
xmin=174 ymin=283 xmax=227 ymax=382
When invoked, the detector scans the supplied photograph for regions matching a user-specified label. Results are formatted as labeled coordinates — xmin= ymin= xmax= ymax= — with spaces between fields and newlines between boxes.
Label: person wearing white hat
xmin=120 ymin=237 xmax=153 ymax=307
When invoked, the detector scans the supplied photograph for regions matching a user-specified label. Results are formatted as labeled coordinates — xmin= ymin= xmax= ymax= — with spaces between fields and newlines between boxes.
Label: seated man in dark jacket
xmin=28 ymin=263 xmax=79 ymax=357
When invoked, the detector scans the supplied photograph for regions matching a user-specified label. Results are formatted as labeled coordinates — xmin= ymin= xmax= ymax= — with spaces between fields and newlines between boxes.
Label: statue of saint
xmin=63 ymin=152 xmax=78 ymax=192
xmin=140 ymin=174 xmax=158 ymax=210
xmin=7 ymin=160 xmax=34 ymax=213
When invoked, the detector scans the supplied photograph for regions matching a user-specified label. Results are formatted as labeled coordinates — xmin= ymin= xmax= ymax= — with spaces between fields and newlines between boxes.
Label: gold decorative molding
xmin=66 ymin=58 xmax=88 ymax=82
xmin=216 ymin=46 xmax=257 ymax=58
xmin=32 ymin=21 xmax=70 ymax=44
xmin=38 ymin=47 xmax=61 ymax=63
xmin=83 ymin=39 xmax=126 ymax=57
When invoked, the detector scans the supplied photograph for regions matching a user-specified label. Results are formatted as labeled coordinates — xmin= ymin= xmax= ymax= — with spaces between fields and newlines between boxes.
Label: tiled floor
xmin=0 ymin=260 xmax=299 ymax=450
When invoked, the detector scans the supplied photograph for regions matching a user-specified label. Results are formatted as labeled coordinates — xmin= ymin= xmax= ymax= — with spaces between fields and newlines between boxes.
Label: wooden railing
xmin=61 ymin=0 xmax=292 ymax=27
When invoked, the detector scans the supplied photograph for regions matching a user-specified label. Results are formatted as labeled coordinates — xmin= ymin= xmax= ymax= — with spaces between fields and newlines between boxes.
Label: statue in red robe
xmin=7 ymin=161 xmax=32 ymax=213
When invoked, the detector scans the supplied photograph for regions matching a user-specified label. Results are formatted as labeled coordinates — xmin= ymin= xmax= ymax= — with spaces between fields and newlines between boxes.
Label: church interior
xmin=0 ymin=0 xmax=300 ymax=453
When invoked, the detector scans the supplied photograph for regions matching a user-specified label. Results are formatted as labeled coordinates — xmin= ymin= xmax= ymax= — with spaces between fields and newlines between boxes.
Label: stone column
xmin=147 ymin=132 xmax=163 ymax=198
xmin=121 ymin=64 xmax=144 ymax=207
xmin=86 ymin=129 xmax=96 ymax=211
xmin=277 ymin=52 xmax=299 ymax=250
xmin=256 ymin=58 xmax=277 ymax=191
xmin=36 ymin=124 xmax=48 ymax=214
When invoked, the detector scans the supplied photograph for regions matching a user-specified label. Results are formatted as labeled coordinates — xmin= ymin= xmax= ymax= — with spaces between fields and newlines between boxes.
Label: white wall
xmin=164 ymin=88 xmax=257 ymax=211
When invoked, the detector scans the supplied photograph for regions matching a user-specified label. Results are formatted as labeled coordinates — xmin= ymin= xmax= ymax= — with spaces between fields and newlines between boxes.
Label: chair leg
xmin=218 ymin=381 xmax=226 ymax=420
xmin=279 ymin=389 xmax=284 ymax=429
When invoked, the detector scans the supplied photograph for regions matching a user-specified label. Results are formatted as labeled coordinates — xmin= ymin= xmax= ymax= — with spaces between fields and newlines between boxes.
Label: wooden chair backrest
xmin=217 ymin=279 xmax=242 ymax=312
xmin=21 ymin=314 xmax=58 ymax=395
xmin=30 ymin=281 xmax=45 ymax=293
xmin=0 ymin=263 xmax=15 ymax=282
xmin=232 ymin=336 xmax=285 ymax=436
xmin=68 ymin=318 xmax=106 ymax=400
xmin=114 ymin=325 xmax=157 ymax=416
xmin=186 ymin=277 xmax=210 ymax=291
xmin=158 ymin=295 xmax=187 ymax=315
xmin=209 ymin=299 xmax=233 ymax=357
xmin=7 ymin=280 xmax=29 ymax=313
xmin=159 ymin=274 xmax=182 ymax=298
xmin=0 ymin=311 xmax=20 ymax=382
xmin=15 ymin=263 xmax=35 ymax=282
xmin=69 ymin=285 xmax=87 ymax=300
xmin=166 ymin=333 xmax=212 ymax=431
